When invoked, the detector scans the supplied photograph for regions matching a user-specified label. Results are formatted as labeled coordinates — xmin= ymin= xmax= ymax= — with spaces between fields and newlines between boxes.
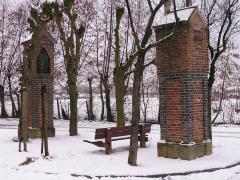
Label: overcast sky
xmin=4 ymin=0 xmax=240 ymax=51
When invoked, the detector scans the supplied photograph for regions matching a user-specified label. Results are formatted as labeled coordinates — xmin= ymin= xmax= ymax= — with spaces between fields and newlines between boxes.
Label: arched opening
xmin=37 ymin=48 xmax=50 ymax=74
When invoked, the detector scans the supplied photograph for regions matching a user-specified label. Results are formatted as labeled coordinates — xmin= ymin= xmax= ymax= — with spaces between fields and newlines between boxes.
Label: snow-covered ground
xmin=1 ymin=119 xmax=240 ymax=180
xmin=212 ymin=99 xmax=240 ymax=124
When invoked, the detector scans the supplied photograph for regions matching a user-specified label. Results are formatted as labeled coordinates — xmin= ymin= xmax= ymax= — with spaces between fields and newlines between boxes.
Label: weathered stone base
xmin=28 ymin=127 xmax=55 ymax=139
xmin=157 ymin=141 xmax=212 ymax=160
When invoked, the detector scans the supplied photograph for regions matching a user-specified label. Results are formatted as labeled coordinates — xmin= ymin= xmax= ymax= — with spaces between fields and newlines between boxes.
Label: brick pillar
xmin=155 ymin=7 xmax=212 ymax=160
xmin=22 ymin=28 xmax=56 ymax=138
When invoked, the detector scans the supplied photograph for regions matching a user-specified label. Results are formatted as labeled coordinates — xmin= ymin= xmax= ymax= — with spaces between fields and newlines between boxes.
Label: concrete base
xmin=158 ymin=141 xmax=212 ymax=160
xmin=28 ymin=127 xmax=55 ymax=139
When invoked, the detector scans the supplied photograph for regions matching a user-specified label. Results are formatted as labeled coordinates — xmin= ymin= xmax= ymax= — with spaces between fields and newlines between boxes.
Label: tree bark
xmin=16 ymin=92 xmax=21 ymax=117
xmin=208 ymin=87 xmax=213 ymax=140
xmin=21 ymin=88 xmax=28 ymax=152
xmin=207 ymin=59 xmax=216 ymax=140
xmin=212 ymin=68 xmax=226 ymax=124
xmin=8 ymin=75 xmax=17 ymax=118
xmin=114 ymin=68 xmax=125 ymax=127
xmin=113 ymin=8 xmax=127 ymax=127
xmin=0 ymin=85 xmax=8 ymax=118
xmin=99 ymin=78 xmax=105 ymax=121
xmin=103 ymin=78 xmax=113 ymax=122
xmin=87 ymin=77 xmax=94 ymax=120
xmin=41 ymin=85 xmax=49 ymax=157
xmin=57 ymin=98 xmax=61 ymax=119
xmin=128 ymin=56 xmax=144 ymax=166
xmin=68 ymin=79 xmax=78 ymax=136
xmin=141 ymin=81 xmax=149 ymax=123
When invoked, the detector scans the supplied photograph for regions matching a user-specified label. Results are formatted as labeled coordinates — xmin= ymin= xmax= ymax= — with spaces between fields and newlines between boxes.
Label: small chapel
xmin=154 ymin=2 xmax=212 ymax=160
xmin=21 ymin=27 xmax=56 ymax=138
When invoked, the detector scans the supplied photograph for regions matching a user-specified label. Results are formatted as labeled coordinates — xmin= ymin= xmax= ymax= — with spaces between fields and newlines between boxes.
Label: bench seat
xmin=83 ymin=123 xmax=151 ymax=154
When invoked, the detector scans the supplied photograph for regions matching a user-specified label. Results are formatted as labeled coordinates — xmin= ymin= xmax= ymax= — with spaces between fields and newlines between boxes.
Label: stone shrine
xmin=21 ymin=27 xmax=56 ymax=138
xmin=154 ymin=6 xmax=212 ymax=160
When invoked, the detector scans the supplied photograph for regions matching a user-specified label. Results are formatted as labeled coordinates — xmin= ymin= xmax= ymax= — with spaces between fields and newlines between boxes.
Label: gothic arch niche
xmin=37 ymin=48 xmax=50 ymax=74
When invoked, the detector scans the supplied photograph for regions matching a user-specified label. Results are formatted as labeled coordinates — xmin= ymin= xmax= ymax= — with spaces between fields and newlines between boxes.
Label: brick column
xmin=22 ymin=28 xmax=56 ymax=138
xmin=155 ymin=7 xmax=212 ymax=160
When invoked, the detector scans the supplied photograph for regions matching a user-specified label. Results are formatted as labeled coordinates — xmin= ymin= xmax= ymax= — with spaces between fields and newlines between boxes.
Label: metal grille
xmin=37 ymin=48 xmax=50 ymax=73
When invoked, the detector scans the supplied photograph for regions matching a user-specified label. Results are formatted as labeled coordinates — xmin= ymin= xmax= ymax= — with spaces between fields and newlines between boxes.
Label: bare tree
xmin=0 ymin=1 xmax=9 ymax=118
xmin=28 ymin=0 xmax=94 ymax=135
xmin=125 ymin=0 xmax=179 ymax=166
xmin=201 ymin=0 xmax=240 ymax=138
xmin=212 ymin=63 xmax=227 ymax=124
xmin=86 ymin=77 xmax=94 ymax=120
xmin=95 ymin=0 xmax=115 ymax=122
xmin=7 ymin=6 xmax=27 ymax=118
xmin=114 ymin=6 xmax=136 ymax=127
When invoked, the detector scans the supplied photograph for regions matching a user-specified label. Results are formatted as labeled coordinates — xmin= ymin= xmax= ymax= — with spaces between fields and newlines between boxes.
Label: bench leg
xmin=105 ymin=129 xmax=112 ymax=154
xmin=140 ymin=125 xmax=146 ymax=148
xmin=105 ymin=141 xmax=112 ymax=154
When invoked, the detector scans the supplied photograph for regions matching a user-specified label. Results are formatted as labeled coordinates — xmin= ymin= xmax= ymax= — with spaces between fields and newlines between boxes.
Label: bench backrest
xmin=142 ymin=123 xmax=151 ymax=133
xmin=95 ymin=124 xmax=151 ymax=139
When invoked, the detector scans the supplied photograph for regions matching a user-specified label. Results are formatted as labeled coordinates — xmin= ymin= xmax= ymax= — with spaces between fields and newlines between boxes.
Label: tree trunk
xmin=114 ymin=68 xmax=125 ymax=127
xmin=57 ymin=98 xmax=61 ymax=119
xmin=141 ymin=81 xmax=148 ymax=123
xmin=207 ymin=87 xmax=213 ymax=140
xmin=114 ymin=8 xmax=126 ymax=127
xmin=208 ymin=61 xmax=215 ymax=140
xmin=212 ymin=69 xmax=226 ymax=124
xmin=103 ymin=79 xmax=113 ymax=122
xmin=68 ymin=79 xmax=78 ymax=136
xmin=88 ymin=77 xmax=94 ymax=120
xmin=128 ymin=57 xmax=144 ymax=166
xmin=99 ymin=78 xmax=105 ymax=121
xmin=8 ymin=75 xmax=17 ymax=118
xmin=16 ymin=92 xmax=21 ymax=117
xmin=20 ymin=87 xmax=28 ymax=152
xmin=0 ymin=85 xmax=8 ymax=118
xmin=41 ymin=85 xmax=49 ymax=157
xmin=86 ymin=101 xmax=90 ymax=119
xmin=62 ymin=107 xmax=69 ymax=120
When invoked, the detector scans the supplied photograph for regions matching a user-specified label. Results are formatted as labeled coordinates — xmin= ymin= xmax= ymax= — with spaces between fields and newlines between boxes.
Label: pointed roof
xmin=157 ymin=6 xmax=199 ymax=26
xmin=21 ymin=27 xmax=56 ymax=45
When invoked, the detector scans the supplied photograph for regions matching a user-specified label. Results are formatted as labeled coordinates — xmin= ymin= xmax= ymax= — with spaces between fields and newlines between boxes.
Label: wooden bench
xmin=83 ymin=124 xmax=151 ymax=154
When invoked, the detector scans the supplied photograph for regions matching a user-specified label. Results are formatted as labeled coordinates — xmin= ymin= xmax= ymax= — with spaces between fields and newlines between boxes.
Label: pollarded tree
xmin=53 ymin=0 xmax=85 ymax=135
xmin=95 ymin=0 xmax=115 ymax=123
xmin=114 ymin=7 xmax=135 ymax=127
xmin=114 ymin=0 xmax=151 ymax=127
xmin=28 ymin=0 xmax=94 ymax=135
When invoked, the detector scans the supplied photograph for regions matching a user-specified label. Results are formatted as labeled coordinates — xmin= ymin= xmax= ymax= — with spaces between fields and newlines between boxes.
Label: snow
xmin=21 ymin=33 xmax=32 ymax=44
xmin=212 ymin=99 xmax=240 ymax=124
xmin=1 ymin=119 xmax=240 ymax=179
xmin=51 ymin=96 xmax=159 ymax=122
xmin=158 ymin=6 xmax=196 ymax=25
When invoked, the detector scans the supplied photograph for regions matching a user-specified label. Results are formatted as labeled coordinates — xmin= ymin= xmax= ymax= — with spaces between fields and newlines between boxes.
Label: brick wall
xmin=155 ymin=9 xmax=210 ymax=144
xmin=31 ymin=76 xmax=53 ymax=129
xmin=192 ymin=80 xmax=204 ymax=142
xmin=22 ymin=30 xmax=55 ymax=133
xmin=166 ymin=80 xmax=182 ymax=142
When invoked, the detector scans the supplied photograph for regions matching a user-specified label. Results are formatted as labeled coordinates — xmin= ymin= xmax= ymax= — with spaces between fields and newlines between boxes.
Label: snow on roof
xmin=21 ymin=33 xmax=32 ymax=44
xmin=21 ymin=30 xmax=56 ymax=44
xmin=158 ymin=6 xmax=196 ymax=26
